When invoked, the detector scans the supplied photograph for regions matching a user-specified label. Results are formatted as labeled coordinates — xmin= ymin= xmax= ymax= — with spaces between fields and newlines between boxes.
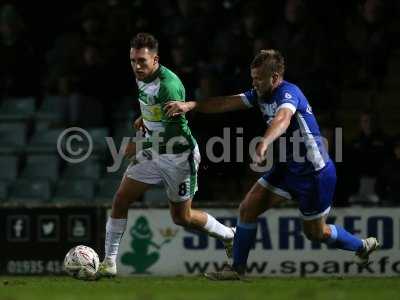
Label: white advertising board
xmin=114 ymin=208 xmax=400 ymax=276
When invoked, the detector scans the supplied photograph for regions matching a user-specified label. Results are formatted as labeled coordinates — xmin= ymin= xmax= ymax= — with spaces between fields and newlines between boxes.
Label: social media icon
xmin=38 ymin=216 xmax=59 ymax=242
xmin=7 ymin=215 xmax=30 ymax=242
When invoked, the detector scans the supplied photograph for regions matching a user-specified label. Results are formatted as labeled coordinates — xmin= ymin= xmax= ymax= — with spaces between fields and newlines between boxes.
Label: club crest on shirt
xmin=284 ymin=92 xmax=292 ymax=99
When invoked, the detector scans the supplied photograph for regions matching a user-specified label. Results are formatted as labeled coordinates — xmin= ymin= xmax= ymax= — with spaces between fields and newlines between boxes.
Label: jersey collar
xmin=142 ymin=64 xmax=162 ymax=83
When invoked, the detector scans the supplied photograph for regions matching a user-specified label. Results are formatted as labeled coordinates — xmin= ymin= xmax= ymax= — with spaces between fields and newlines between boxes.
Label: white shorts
xmin=125 ymin=146 xmax=200 ymax=202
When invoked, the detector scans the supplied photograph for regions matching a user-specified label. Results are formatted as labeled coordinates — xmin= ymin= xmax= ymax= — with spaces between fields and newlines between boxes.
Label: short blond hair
xmin=251 ymin=49 xmax=285 ymax=76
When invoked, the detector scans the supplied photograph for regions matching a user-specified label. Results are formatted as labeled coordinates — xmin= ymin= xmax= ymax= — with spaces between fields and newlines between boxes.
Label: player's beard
xmin=257 ymin=88 xmax=272 ymax=99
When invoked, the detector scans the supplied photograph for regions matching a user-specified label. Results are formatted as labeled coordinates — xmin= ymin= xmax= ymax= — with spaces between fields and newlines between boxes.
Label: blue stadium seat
xmin=35 ymin=95 xmax=64 ymax=122
xmin=88 ymin=127 xmax=109 ymax=154
xmin=0 ymin=155 xmax=18 ymax=180
xmin=62 ymin=159 xmax=103 ymax=180
xmin=0 ymin=180 xmax=9 ymax=201
xmin=0 ymin=97 xmax=35 ymax=121
xmin=95 ymin=178 xmax=120 ymax=204
xmin=111 ymin=96 xmax=138 ymax=123
xmin=53 ymin=179 xmax=96 ymax=203
xmin=0 ymin=123 xmax=27 ymax=154
xmin=27 ymin=128 xmax=65 ymax=154
xmin=106 ymin=158 xmax=129 ymax=179
xmin=21 ymin=154 xmax=60 ymax=181
xmin=9 ymin=179 xmax=52 ymax=203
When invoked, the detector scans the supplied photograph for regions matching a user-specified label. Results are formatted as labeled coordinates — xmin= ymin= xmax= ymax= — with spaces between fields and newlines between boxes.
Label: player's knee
xmin=238 ymin=201 xmax=250 ymax=220
xmin=113 ymin=189 xmax=133 ymax=208
xmin=171 ymin=214 xmax=191 ymax=227
xmin=304 ymin=228 xmax=325 ymax=241
xmin=238 ymin=199 xmax=259 ymax=222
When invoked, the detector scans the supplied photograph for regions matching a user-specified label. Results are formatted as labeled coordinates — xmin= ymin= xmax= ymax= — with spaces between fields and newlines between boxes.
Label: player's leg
xmin=231 ymin=180 xmax=286 ymax=275
xmin=164 ymin=149 xmax=235 ymax=255
xmin=100 ymin=175 xmax=150 ymax=276
xmin=105 ymin=176 xmax=150 ymax=259
xmin=169 ymin=199 xmax=235 ymax=243
xmin=204 ymin=167 xmax=290 ymax=280
xmin=100 ymin=152 xmax=160 ymax=276
xmin=300 ymin=161 xmax=379 ymax=265
xmin=303 ymin=215 xmax=379 ymax=265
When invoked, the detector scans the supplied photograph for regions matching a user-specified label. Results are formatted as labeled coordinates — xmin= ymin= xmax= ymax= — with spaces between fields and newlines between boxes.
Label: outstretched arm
xmin=164 ymin=95 xmax=249 ymax=117
xmin=255 ymin=108 xmax=293 ymax=163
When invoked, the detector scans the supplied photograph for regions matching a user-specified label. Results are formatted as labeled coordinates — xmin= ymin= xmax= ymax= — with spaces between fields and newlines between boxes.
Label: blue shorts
xmin=258 ymin=160 xmax=337 ymax=220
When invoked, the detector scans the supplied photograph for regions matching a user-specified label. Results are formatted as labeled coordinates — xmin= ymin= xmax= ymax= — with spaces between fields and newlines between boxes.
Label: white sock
xmin=104 ymin=217 xmax=127 ymax=264
xmin=203 ymin=213 xmax=234 ymax=241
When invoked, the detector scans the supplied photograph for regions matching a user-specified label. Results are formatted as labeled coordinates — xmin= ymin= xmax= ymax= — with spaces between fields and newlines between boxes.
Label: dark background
xmin=0 ymin=0 xmax=399 ymax=206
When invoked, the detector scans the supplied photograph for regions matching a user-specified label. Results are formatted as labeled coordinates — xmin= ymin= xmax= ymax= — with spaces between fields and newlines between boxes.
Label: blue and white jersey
xmin=240 ymin=80 xmax=330 ymax=175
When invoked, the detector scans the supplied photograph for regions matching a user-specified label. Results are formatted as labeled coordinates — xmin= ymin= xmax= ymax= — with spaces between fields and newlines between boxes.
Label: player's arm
xmin=255 ymin=108 xmax=293 ymax=163
xmin=164 ymin=95 xmax=249 ymax=117
xmin=133 ymin=115 xmax=145 ymax=131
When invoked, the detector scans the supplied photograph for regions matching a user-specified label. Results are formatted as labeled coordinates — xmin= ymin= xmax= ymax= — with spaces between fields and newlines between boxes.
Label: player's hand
xmin=133 ymin=116 xmax=145 ymax=131
xmin=164 ymin=101 xmax=190 ymax=117
xmin=124 ymin=141 xmax=136 ymax=159
xmin=255 ymin=140 xmax=268 ymax=164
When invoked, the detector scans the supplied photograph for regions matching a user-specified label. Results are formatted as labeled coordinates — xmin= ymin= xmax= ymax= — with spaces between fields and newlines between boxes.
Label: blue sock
xmin=232 ymin=221 xmax=257 ymax=273
xmin=325 ymin=224 xmax=363 ymax=252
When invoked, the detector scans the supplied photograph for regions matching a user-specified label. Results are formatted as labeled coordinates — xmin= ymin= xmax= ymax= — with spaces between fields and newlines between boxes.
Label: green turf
xmin=1 ymin=276 xmax=399 ymax=300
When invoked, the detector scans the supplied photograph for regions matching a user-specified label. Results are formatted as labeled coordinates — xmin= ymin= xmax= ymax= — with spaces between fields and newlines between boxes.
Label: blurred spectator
xmin=0 ymin=4 xmax=39 ymax=99
xmin=345 ymin=0 xmax=391 ymax=91
xmin=45 ymin=2 xmax=106 ymax=97
xmin=376 ymin=137 xmax=400 ymax=205
xmin=74 ymin=44 xmax=108 ymax=99
xmin=350 ymin=110 xmax=389 ymax=177
xmin=348 ymin=110 xmax=390 ymax=205
xmin=268 ymin=0 xmax=336 ymax=112
xmin=71 ymin=44 xmax=109 ymax=126
xmin=170 ymin=43 xmax=197 ymax=99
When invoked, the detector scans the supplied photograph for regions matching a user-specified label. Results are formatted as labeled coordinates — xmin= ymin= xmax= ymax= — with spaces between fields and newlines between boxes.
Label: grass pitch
xmin=1 ymin=276 xmax=399 ymax=300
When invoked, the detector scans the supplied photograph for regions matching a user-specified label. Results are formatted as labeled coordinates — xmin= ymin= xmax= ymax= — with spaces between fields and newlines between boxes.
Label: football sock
xmin=232 ymin=220 xmax=257 ymax=274
xmin=105 ymin=217 xmax=127 ymax=264
xmin=324 ymin=224 xmax=364 ymax=252
xmin=203 ymin=213 xmax=234 ymax=240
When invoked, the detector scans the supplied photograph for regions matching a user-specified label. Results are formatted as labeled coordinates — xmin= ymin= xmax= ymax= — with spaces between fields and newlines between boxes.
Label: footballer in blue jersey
xmin=165 ymin=49 xmax=380 ymax=279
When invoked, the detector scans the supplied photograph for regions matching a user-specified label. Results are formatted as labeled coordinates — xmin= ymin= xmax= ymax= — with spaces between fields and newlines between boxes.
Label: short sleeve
xmin=239 ymin=89 xmax=258 ymax=107
xmin=158 ymin=81 xmax=185 ymax=102
xmin=276 ymin=91 xmax=298 ymax=114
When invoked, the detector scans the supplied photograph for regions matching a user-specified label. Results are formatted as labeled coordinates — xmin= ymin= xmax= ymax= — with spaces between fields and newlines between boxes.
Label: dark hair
xmin=251 ymin=49 xmax=285 ymax=76
xmin=130 ymin=32 xmax=158 ymax=53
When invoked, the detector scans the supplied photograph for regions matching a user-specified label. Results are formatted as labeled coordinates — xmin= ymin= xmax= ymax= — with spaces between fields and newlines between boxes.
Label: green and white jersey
xmin=137 ymin=65 xmax=196 ymax=153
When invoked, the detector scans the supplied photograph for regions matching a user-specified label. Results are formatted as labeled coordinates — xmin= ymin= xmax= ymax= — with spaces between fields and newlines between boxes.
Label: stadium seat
xmin=95 ymin=178 xmax=120 ymax=203
xmin=35 ymin=95 xmax=64 ymax=122
xmin=106 ymin=158 xmax=130 ymax=179
xmin=53 ymin=179 xmax=96 ymax=203
xmin=62 ymin=159 xmax=103 ymax=180
xmin=0 ymin=180 xmax=9 ymax=201
xmin=9 ymin=179 xmax=52 ymax=203
xmin=111 ymin=96 xmax=138 ymax=123
xmin=112 ymin=126 xmax=138 ymax=147
xmin=88 ymin=127 xmax=109 ymax=154
xmin=0 ymin=123 xmax=27 ymax=154
xmin=21 ymin=154 xmax=60 ymax=181
xmin=142 ymin=185 xmax=168 ymax=206
xmin=0 ymin=155 xmax=18 ymax=180
xmin=0 ymin=97 xmax=36 ymax=121
xmin=27 ymin=128 xmax=65 ymax=154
